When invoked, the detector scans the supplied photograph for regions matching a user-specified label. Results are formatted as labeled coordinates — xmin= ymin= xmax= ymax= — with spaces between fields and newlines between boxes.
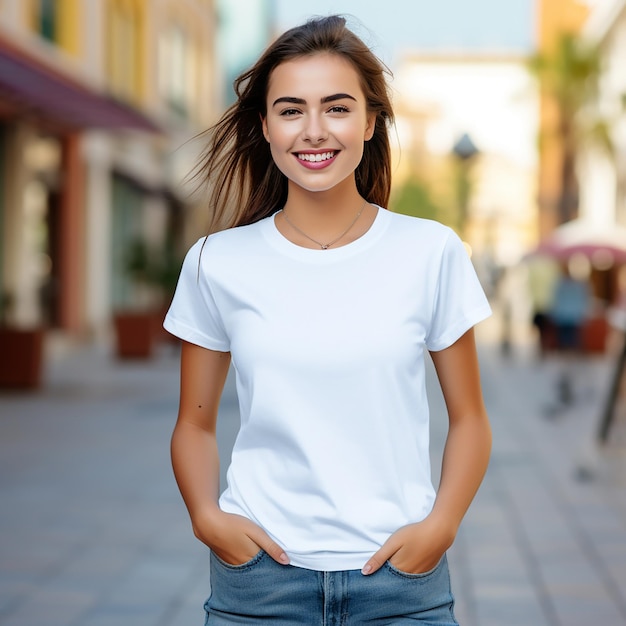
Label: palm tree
xmin=529 ymin=31 xmax=612 ymax=225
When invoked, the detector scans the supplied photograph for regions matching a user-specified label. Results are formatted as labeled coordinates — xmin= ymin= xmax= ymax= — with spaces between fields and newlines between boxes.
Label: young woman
xmin=164 ymin=15 xmax=492 ymax=625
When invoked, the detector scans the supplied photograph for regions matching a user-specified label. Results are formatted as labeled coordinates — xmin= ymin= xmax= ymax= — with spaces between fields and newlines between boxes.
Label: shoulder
xmin=188 ymin=217 xmax=270 ymax=261
xmin=179 ymin=218 xmax=270 ymax=283
xmin=383 ymin=209 xmax=452 ymax=235
xmin=207 ymin=218 xmax=268 ymax=249
xmin=380 ymin=210 xmax=457 ymax=252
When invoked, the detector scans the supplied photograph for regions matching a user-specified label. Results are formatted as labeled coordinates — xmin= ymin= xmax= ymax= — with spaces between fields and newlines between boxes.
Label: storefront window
xmin=158 ymin=21 xmax=195 ymax=119
xmin=110 ymin=174 xmax=144 ymax=309
xmin=34 ymin=0 xmax=57 ymax=44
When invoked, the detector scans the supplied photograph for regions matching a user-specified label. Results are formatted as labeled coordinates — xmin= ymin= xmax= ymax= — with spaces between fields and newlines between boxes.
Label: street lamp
xmin=453 ymin=132 xmax=479 ymax=162
xmin=452 ymin=133 xmax=479 ymax=237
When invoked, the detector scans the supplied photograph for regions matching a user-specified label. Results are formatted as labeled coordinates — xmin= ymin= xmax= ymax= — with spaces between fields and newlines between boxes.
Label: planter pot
xmin=0 ymin=328 xmax=44 ymax=389
xmin=582 ymin=317 xmax=608 ymax=354
xmin=113 ymin=311 xmax=156 ymax=359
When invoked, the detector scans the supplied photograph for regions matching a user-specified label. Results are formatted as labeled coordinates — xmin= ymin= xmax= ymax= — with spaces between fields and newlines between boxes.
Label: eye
xmin=279 ymin=108 xmax=301 ymax=117
xmin=328 ymin=105 xmax=350 ymax=114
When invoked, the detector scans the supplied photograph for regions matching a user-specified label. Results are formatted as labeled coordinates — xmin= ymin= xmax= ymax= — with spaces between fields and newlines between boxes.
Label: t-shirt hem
xmin=163 ymin=316 xmax=230 ymax=352
xmin=427 ymin=303 xmax=492 ymax=352
xmin=286 ymin=551 xmax=374 ymax=572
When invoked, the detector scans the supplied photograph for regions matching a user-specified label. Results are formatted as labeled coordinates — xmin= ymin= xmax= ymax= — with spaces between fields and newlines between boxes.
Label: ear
xmin=260 ymin=113 xmax=270 ymax=142
xmin=364 ymin=113 xmax=376 ymax=141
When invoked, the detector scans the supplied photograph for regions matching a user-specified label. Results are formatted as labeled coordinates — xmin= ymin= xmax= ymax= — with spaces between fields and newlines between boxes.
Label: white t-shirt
xmin=164 ymin=207 xmax=491 ymax=571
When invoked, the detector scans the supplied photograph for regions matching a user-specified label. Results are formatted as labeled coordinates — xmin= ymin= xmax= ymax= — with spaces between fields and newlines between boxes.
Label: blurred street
xmin=1 ymin=316 xmax=626 ymax=626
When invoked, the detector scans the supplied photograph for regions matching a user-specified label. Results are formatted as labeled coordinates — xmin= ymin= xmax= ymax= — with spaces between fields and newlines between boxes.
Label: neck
xmin=283 ymin=183 xmax=363 ymax=227
xmin=277 ymin=181 xmax=376 ymax=250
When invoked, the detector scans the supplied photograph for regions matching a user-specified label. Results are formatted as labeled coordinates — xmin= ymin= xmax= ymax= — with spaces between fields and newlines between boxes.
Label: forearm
xmin=360 ymin=410 xmax=491 ymax=576
xmin=171 ymin=419 xmax=222 ymax=525
xmin=167 ymin=344 xmax=287 ymax=564
xmin=430 ymin=413 xmax=492 ymax=539
xmin=171 ymin=412 xmax=290 ymax=565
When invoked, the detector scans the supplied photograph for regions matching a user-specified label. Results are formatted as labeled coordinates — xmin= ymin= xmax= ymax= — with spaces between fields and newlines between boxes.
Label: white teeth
xmin=297 ymin=152 xmax=335 ymax=162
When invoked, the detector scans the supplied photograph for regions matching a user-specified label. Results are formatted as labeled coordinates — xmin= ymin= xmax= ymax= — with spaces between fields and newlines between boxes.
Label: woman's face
xmin=262 ymin=53 xmax=375 ymax=195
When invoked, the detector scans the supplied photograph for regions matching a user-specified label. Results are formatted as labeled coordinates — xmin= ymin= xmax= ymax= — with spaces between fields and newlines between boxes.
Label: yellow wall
xmin=57 ymin=0 xmax=81 ymax=56
xmin=105 ymin=0 xmax=146 ymax=105
xmin=538 ymin=0 xmax=589 ymax=51
xmin=133 ymin=0 xmax=146 ymax=103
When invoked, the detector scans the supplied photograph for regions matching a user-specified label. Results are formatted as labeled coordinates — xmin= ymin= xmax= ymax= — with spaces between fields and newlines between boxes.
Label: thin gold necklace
xmin=281 ymin=198 xmax=368 ymax=250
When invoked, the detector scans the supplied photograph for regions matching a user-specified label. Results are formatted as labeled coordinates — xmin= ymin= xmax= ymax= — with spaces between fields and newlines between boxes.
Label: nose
xmin=302 ymin=113 xmax=328 ymax=144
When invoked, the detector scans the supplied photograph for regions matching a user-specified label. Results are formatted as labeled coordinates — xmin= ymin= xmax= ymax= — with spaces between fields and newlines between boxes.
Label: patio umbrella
xmin=534 ymin=218 xmax=626 ymax=265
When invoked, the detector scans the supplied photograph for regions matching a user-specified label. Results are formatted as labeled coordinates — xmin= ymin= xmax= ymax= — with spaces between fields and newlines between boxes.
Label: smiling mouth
xmin=296 ymin=151 xmax=337 ymax=163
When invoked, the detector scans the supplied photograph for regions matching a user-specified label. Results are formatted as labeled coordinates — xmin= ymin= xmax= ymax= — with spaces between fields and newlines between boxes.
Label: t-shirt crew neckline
xmin=263 ymin=205 xmax=389 ymax=262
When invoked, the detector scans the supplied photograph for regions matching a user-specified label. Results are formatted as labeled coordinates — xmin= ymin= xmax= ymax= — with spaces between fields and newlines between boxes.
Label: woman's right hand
xmin=192 ymin=509 xmax=290 ymax=566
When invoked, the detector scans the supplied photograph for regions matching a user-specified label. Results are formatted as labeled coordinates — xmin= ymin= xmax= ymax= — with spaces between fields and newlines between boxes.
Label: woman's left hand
xmin=361 ymin=515 xmax=455 ymax=575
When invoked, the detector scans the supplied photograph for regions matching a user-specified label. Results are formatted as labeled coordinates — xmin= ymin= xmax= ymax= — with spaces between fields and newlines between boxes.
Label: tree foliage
xmin=391 ymin=178 xmax=446 ymax=223
xmin=528 ymin=31 xmax=612 ymax=224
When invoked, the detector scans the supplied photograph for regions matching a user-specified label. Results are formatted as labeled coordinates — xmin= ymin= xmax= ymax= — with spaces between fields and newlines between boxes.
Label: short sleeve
xmin=425 ymin=230 xmax=492 ymax=352
xmin=163 ymin=238 xmax=230 ymax=351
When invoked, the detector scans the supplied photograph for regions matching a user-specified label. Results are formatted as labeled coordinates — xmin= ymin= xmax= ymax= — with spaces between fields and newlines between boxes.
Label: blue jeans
xmin=205 ymin=550 xmax=459 ymax=624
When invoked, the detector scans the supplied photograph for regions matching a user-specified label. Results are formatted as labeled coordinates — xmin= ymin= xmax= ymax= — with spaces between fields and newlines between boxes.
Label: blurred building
xmin=535 ymin=0 xmax=591 ymax=237
xmin=0 ymin=0 xmax=219 ymax=346
xmin=581 ymin=0 xmax=626 ymax=228
xmin=393 ymin=53 xmax=539 ymax=269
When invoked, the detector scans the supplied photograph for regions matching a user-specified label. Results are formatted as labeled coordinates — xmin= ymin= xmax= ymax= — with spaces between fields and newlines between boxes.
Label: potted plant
xmin=0 ymin=291 xmax=45 ymax=389
xmin=150 ymin=239 xmax=183 ymax=346
xmin=113 ymin=237 xmax=181 ymax=358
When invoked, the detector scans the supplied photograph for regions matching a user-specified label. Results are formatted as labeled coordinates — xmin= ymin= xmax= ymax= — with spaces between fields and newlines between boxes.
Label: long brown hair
xmin=195 ymin=15 xmax=394 ymax=234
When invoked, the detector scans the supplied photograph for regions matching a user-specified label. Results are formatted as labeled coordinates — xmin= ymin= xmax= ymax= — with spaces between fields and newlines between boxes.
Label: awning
xmin=0 ymin=35 xmax=160 ymax=133
xmin=528 ymin=218 xmax=626 ymax=265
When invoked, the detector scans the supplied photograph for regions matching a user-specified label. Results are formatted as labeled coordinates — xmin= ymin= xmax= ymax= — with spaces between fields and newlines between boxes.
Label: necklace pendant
xmin=281 ymin=199 xmax=367 ymax=251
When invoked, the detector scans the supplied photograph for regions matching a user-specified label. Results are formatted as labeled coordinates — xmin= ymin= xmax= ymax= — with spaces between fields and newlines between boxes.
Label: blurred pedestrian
xmin=549 ymin=264 xmax=590 ymax=353
xmin=526 ymin=255 xmax=560 ymax=358
xmin=164 ymin=15 xmax=492 ymax=625
xmin=548 ymin=264 xmax=591 ymax=406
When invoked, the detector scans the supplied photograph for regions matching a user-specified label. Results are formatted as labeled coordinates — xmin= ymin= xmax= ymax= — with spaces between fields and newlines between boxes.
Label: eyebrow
xmin=272 ymin=93 xmax=357 ymax=107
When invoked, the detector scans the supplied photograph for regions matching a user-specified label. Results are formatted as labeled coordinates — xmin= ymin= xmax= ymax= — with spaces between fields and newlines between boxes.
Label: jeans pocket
xmin=385 ymin=555 xmax=445 ymax=580
xmin=211 ymin=549 xmax=266 ymax=571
